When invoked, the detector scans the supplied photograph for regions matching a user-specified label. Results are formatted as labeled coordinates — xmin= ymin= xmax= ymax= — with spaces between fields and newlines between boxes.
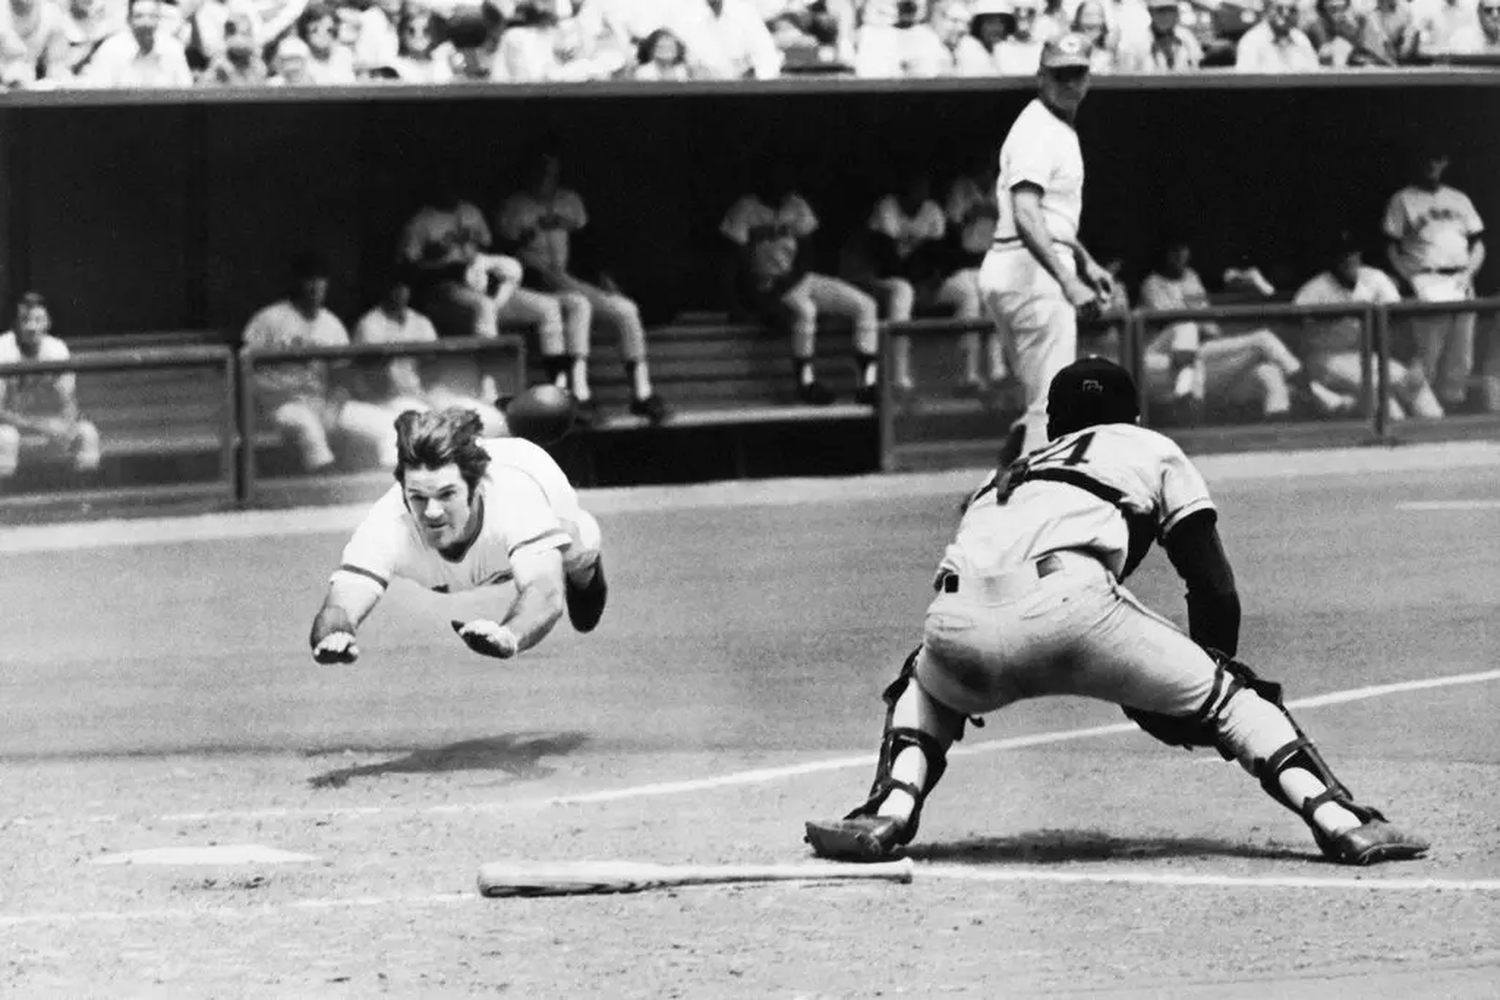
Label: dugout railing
xmin=235 ymin=334 xmax=526 ymax=507
xmin=878 ymin=296 xmax=1500 ymax=473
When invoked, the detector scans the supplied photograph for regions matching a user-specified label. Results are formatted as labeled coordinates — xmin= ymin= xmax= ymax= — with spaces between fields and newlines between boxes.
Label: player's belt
xmin=936 ymin=552 xmax=1067 ymax=596
xmin=1421 ymin=266 xmax=1467 ymax=275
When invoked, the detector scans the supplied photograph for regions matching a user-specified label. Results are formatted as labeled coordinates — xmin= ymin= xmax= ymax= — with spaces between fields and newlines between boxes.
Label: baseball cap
xmin=1047 ymin=356 xmax=1140 ymax=433
xmin=1040 ymin=32 xmax=1095 ymax=69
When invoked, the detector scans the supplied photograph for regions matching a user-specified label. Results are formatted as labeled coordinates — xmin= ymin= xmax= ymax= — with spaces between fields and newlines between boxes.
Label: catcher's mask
xmin=1046 ymin=355 xmax=1140 ymax=438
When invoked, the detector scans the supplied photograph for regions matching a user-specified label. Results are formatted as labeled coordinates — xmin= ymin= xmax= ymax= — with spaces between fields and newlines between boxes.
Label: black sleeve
xmin=1161 ymin=508 xmax=1241 ymax=657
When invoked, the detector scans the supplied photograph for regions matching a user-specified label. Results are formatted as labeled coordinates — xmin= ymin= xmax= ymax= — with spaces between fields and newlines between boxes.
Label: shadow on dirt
xmin=907 ymin=828 xmax=1311 ymax=864
xmin=306 ymin=731 xmax=590 ymax=789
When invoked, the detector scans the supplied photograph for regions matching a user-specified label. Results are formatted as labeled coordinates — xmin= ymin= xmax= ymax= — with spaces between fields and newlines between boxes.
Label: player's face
xmin=1266 ymin=0 xmax=1298 ymax=33
xmin=16 ymin=304 xmax=48 ymax=353
xmin=403 ymin=464 xmax=475 ymax=549
xmin=1418 ymin=155 xmax=1449 ymax=186
xmin=1039 ymin=65 xmax=1090 ymax=114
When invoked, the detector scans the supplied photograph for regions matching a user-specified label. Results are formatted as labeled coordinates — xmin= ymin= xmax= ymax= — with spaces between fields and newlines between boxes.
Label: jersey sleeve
xmin=333 ymin=493 xmax=408 ymax=592
xmin=490 ymin=468 xmax=572 ymax=560
xmin=1001 ymin=118 xmax=1055 ymax=194
xmin=1457 ymin=191 xmax=1484 ymax=237
xmin=1156 ymin=440 xmax=1215 ymax=537
xmin=1292 ymin=276 xmax=1327 ymax=307
xmin=1381 ymin=193 xmax=1409 ymax=242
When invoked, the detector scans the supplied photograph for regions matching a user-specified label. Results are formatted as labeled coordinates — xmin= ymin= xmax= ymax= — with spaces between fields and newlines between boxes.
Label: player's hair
xmin=16 ymin=291 xmax=46 ymax=315
xmin=393 ymin=408 xmax=491 ymax=493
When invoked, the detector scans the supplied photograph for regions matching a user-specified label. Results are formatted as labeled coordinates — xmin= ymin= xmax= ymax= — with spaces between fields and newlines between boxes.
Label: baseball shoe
xmin=804 ymin=814 xmax=913 ymax=862
xmin=1322 ymin=819 xmax=1430 ymax=866
xmin=629 ymin=394 xmax=671 ymax=425
xmin=573 ymin=397 xmax=601 ymax=430
xmin=854 ymin=384 xmax=880 ymax=407
xmin=565 ymin=560 xmax=608 ymax=633
xmin=798 ymin=381 xmax=836 ymax=406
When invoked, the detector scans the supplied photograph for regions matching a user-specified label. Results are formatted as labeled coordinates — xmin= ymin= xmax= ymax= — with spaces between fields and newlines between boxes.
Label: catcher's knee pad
xmin=1124 ymin=648 xmax=1285 ymax=759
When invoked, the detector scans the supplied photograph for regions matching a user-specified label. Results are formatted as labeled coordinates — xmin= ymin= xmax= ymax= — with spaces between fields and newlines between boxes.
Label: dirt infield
xmin=3 ymin=449 xmax=1499 ymax=998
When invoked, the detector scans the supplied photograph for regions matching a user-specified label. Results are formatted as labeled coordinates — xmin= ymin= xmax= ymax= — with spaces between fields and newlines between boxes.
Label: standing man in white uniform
xmin=805 ymin=356 xmax=1429 ymax=868
xmin=981 ymin=31 xmax=1117 ymax=467
xmin=308 ymin=407 xmax=608 ymax=666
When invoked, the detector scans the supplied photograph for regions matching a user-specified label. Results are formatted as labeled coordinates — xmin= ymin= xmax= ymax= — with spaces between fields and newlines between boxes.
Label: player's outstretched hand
xmin=313 ymin=631 xmax=360 ymax=665
xmin=451 ymin=619 xmax=520 ymax=659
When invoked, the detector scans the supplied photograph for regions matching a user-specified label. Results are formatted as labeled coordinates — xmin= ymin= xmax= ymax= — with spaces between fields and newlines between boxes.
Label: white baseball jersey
xmin=942 ymin=423 xmax=1214 ymax=583
xmin=334 ymin=437 xmax=583 ymax=594
xmin=1382 ymin=184 xmax=1484 ymax=273
xmin=992 ymin=98 xmax=1084 ymax=248
xmin=1292 ymin=266 xmax=1401 ymax=356
xmin=0 ymin=331 xmax=73 ymax=416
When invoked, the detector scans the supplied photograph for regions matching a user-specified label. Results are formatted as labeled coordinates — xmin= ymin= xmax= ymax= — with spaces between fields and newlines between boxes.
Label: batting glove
xmin=312 ymin=631 xmax=360 ymax=665
xmin=451 ymin=619 xmax=520 ymax=659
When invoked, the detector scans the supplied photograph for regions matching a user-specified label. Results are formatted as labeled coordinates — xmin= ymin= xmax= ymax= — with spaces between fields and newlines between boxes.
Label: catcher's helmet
xmin=1047 ymin=355 xmax=1140 ymax=438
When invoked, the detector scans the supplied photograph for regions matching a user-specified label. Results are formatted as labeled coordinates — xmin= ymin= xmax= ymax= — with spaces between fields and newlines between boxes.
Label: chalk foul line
xmin=155 ymin=666 xmax=1500 ymax=825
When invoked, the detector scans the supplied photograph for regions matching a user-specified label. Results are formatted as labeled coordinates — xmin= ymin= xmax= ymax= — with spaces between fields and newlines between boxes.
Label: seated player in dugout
xmin=804 ymin=357 xmax=1429 ymax=867
xmin=0 ymin=293 xmax=102 ymax=483
xmin=308 ymin=406 xmax=607 ymax=667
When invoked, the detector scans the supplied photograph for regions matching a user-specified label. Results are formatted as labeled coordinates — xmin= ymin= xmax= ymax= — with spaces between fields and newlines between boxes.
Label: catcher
xmin=805 ymin=356 xmax=1429 ymax=867
xmin=308 ymin=403 xmax=605 ymax=666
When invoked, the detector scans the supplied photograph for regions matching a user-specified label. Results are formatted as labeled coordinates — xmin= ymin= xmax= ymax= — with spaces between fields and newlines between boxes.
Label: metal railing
xmin=0 ymin=345 xmax=238 ymax=501
xmin=236 ymin=335 xmax=526 ymax=505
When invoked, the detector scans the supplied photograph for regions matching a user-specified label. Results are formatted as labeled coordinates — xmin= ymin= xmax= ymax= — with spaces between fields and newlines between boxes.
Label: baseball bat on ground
xmin=476 ymin=857 xmax=915 ymax=898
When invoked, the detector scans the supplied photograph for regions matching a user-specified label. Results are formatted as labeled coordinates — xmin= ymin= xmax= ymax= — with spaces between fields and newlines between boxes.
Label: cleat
xmin=1324 ymin=819 xmax=1430 ymax=866
xmin=798 ymin=381 xmax=836 ymax=406
xmin=565 ymin=559 xmax=607 ymax=633
xmin=629 ymin=394 xmax=671 ymax=425
xmin=804 ymin=814 xmax=913 ymax=862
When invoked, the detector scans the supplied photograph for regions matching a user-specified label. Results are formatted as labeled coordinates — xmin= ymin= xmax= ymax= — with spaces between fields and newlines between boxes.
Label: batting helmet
xmin=1047 ymin=355 xmax=1140 ymax=438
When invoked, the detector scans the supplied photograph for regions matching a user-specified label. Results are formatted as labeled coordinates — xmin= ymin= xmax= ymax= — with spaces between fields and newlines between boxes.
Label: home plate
xmin=91 ymin=845 xmax=320 ymax=866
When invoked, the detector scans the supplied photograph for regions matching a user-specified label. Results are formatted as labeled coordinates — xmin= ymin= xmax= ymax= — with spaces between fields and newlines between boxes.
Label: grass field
xmin=3 ymin=443 xmax=1499 ymax=999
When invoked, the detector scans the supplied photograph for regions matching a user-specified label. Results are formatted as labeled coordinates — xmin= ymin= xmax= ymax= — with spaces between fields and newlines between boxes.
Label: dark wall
xmin=5 ymin=77 xmax=1499 ymax=341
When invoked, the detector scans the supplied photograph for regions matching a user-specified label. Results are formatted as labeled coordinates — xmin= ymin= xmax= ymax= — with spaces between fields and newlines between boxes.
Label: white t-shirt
xmin=993 ymin=98 xmax=1085 ymax=248
xmin=943 ymin=422 xmax=1214 ymax=583
xmin=79 ymin=30 xmax=193 ymax=87
xmin=0 ymin=331 xmax=72 ymax=416
xmin=1382 ymin=183 xmax=1484 ymax=273
xmin=1293 ymin=266 xmax=1401 ymax=356
xmin=334 ymin=437 xmax=584 ymax=594
xmin=242 ymin=300 xmax=350 ymax=405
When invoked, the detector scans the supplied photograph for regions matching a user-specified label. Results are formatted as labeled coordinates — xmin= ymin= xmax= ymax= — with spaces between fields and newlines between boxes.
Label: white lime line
xmin=5 ymin=867 xmax=1499 ymax=928
xmin=155 ymin=665 xmax=1500 ymax=825
xmin=917 ymin=866 xmax=1500 ymax=893
xmin=1396 ymin=500 xmax=1500 ymax=511
xmin=5 ymin=440 xmax=1499 ymax=555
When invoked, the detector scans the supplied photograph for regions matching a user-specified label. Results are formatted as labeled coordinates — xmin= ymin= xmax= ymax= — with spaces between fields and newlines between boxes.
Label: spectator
xmin=1140 ymin=236 xmax=1354 ymax=422
xmin=78 ymin=0 xmax=193 ymax=86
xmin=351 ymin=0 xmax=399 ymax=73
xmin=1301 ymin=0 xmax=1388 ymax=65
xmin=2 ymin=0 xmax=73 ymax=87
xmin=672 ymin=0 xmax=783 ymax=78
xmin=943 ymin=163 xmax=1009 ymax=391
xmin=1448 ymin=0 xmax=1500 ymax=51
xmin=1293 ymin=232 xmax=1444 ymax=421
xmin=497 ymin=151 xmax=670 ymax=425
xmin=1099 ymin=0 xmax=1152 ymax=51
xmin=1118 ymin=0 xmax=1203 ymax=70
xmin=242 ymin=252 xmax=396 ymax=473
xmin=1071 ymin=0 xmax=1121 ymax=71
xmin=928 ymin=0 xmax=996 ymax=72
xmin=292 ymin=2 xmax=354 ymax=81
xmin=198 ymin=4 xmax=269 ymax=83
xmin=854 ymin=0 xmax=951 ymax=76
xmin=1413 ymin=0 xmax=1480 ymax=58
xmin=764 ymin=0 xmax=858 ymax=67
xmin=268 ymin=30 xmax=314 ymax=80
xmin=1382 ymin=142 xmax=1486 ymax=412
xmin=444 ymin=3 xmax=505 ymax=79
xmin=0 ymin=293 xmax=101 ymax=484
xmin=352 ymin=269 xmax=508 ymax=435
xmin=492 ymin=0 xmax=629 ymax=82
xmin=1360 ymin=0 xmax=1420 ymax=64
xmin=965 ymin=0 xmax=1012 ymax=70
xmin=720 ymin=188 xmax=882 ymax=406
xmin=249 ymin=0 xmax=306 ymax=50
xmin=57 ymin=0 xmax=126 ymax=80
xmin=632 ymin=25 xmax=694 ymax=77
xmin=389 ymin=3 xmax=452 ymax=81
xmin=995 ymin=0 xmax=1047 ymax=73
xmin=1037 ymin=0 xmax=1070 ymax=40
xmin=1235 ymin=0 xmax=1319 ymax=69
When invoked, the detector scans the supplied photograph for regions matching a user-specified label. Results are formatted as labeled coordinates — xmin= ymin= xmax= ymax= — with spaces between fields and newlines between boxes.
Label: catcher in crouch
xmin=309 ymin=406 xmax=607 ymax=665
xmin=805 ymin=357 xmax=1429 ymax=867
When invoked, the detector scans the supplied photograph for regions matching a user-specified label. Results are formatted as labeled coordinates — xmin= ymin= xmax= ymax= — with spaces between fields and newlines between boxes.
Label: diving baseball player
xmin=308 ymin=407 xmax=607 ymax=666
xmin=982 ymin=31 xmax=1117 ymax=468
xmin=804 ymin=357 xmax=1429 ymax=867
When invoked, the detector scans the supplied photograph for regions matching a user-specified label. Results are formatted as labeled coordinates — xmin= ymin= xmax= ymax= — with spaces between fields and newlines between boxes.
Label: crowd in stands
xmin=1 ymin=0 xmax=1497 ymax=90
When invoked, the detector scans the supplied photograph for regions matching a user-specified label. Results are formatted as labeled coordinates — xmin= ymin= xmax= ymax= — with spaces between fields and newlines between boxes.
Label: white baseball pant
xmin=0 ymin=419 xmax=101 ymax=478
xmin=979 ymin=246 xmax=1078 ymax=456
